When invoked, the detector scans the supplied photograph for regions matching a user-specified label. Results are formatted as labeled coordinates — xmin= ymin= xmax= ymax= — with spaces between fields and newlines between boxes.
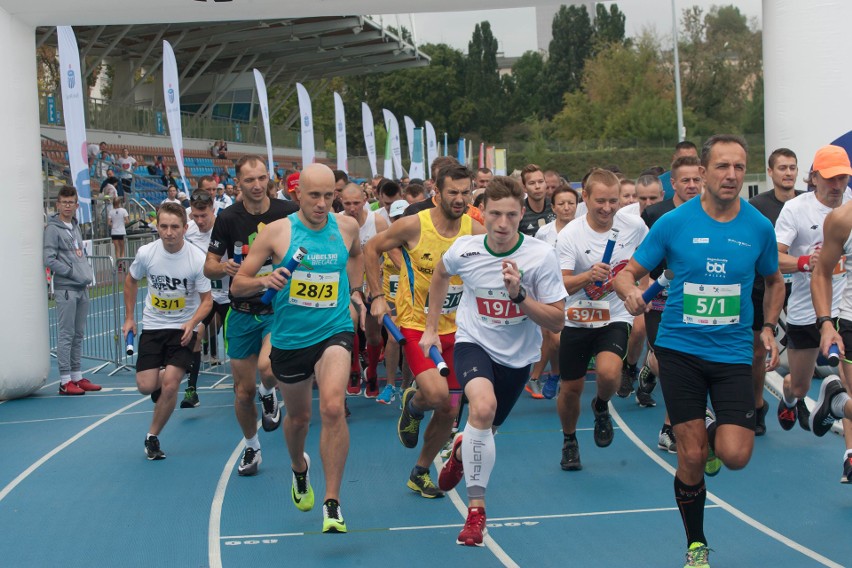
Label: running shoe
xmin=291 ymin=452 xmax=314 ymax=511
xmin=810 ymin=375 xmax=844 ymax=437
xmin=684 ymin=542 xmax=711 ymax=568
xmin=754 ymin=400 xmax=768 ymax=436
xmin=237 ymin=447 xmax=261 ymax=476
xmin=525 ymin=377 xmax=544 ymax=399
xmin=658 ymin=426 xmax=677 ymax=454
xmin=407 ymin=470 xmax=444 ymax=498
xmin=636 ymin=366 xmax=657 ymax=407
xmin=322 ymin=499 xmax=347 ymax=533
xmin=457 ymin=507 xmax=486 ymax=547
xmin=841 ymin=455 xmax=852 ymax=484
xmin=796 ymin=398 xmax=811 ymax=432
xmin=542 ymin=374 xmax=560 ymax=400
xmin=364 ymin=379 xmax=379 ymax=399
xmin=560 ymin=435 xmax=582 ymax=471
xmin=591 ymin=397 xmax=614 ymax=447
xmin=398 ymin=387 xmax=422 ymax=448
xmin=617 ymin=364 xmax=635 ymax=398
xmin=776 ymin=398 xmax=797 ymax=431
xmin=438 ymin=434 xmax=465 ymax=491
xmin=376 ymin=384 xmax=396 ymax=405
xmin=75 ymin=378 xmax=102 ymax=392
xmin=260 ymin=392 xmax=281 ymax=432
xmin=150 ymin=388 xmax=161 ymax=404
xmin=144 ymin=435 xmax=166 ymax=460
xmin=180 ymin=386 xmax=200 ymax=408
xmin=346 ymin=371 xmax=362 ymax=396
xmin=59 ymin=381 xmax=85 ymax=395
xmin=704 ymin=410 xmax=721 ymax=477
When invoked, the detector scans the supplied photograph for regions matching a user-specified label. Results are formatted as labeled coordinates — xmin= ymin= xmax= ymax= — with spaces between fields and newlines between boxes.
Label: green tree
xmin=507 ymin=50 xmax=546 ymax=121
xmin=543 ymin=4 xmax=594 ymax=118
xmin=594 ymin=3 xmax=627 ymax=46
xmin=466 ymin=22 xmax=505 ymax=138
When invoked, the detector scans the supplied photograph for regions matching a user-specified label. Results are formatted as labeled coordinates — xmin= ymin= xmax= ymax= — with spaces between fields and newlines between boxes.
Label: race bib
xmin=566 ymin=299 xmax=610 ymax=328
xmin=425 ymin=284 xmax=463 ymax=315
xmin=683 ymin=282 xmax=740 ymax=325
xmin=833 ymin=255 xmax=846 ymax=276
xmin=388 ymin=274 xmax=399 ymax=300
xmin=474 ymin=287 xmax=527 ymax=326
xmin=151 ymin=293 xmax=186 ymax=312
xmin=211 ymin=279 xmax=223 ymax=290
xmin=289 ymin=270 xmax=339 ymax=308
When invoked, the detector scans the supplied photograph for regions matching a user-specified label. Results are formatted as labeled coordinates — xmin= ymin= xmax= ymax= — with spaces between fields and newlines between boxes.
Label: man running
xmin=423 ymin=176 xmax=565 ymax=546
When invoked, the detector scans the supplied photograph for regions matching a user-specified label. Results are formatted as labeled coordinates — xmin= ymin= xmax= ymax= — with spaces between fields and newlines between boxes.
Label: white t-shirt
xmin=216 ymin=194 xmax=233 ymax=208
xmin=442 ymin=234 xmax=566 ymax=368
xmin=117 ymin=156 xmax=137 ymax=179
xmin=358 ymin=212 xmax=378 ymax=248
xmin=185 ymin=220 xmax=229 ymax=304
xmin=575 ymin=201 xmax=588 ymax=218
xmin=775 ymin=192 xmax=846 ymax=324
xmin=129 ymin=240 xmax=211 ymax=330
xmin=618 ymin=202 xmax=641 ymax=217
xmin=162 ymin=197 xmax=181 ymax=205
xmin=534 ymin=220 xmax=568 ymax=248
xmin=108 ymin=207 xmax=128 ymax=236
xmin=557 ymin=213 xmax=648 ymax=328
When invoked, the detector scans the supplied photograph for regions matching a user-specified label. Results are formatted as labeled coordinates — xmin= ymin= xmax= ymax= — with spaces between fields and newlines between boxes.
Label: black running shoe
xmin=180 ymin=387 xmax=200 ymax=408
xmin=260 ymin=392 xmax=281 ymax=432
xmin=796 ymin=398 xmax=811 ymax=432
xmin=842 ymin=456 xmax=852 ymax=484
xmin=810 ymin=376 xmax=844 ymax=437
xmin=561 ymin=436 xmax=582 ymax=471
xmin=144 ymin=435 xmax=166 ymax=460
xmin=238 ymin=447 xmax=261 ymax=476
xmin=398 ymin=388 xmax=422 ymax=448
xmin=777 ymin=398 xmax=797 ymax=431
xmin=617 ymin=364 xmax=635 ymax=398
xmin=150 ymin=388 xmax=161 ymax=404
xmin=754 ymin=400 xmax=768 ymax=436
xmin=591 ymin=397 xmax=614 ymax=447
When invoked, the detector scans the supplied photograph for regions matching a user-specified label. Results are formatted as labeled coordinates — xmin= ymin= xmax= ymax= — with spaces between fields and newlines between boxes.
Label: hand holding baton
xmin=827 ymin=343 xmax=841 ymax=367
xmin=596 ymin=228 xmax=619 ymax=286
xmin=260 ymin=247 xmax=308 ymax=305
xmin=383 ymin=314 xmax=406 ymax=345
xmin=126 ymin=330 xmax=135 ymax=356
xmin=642 ymin=269 xmax=674 ymax=304
xmin=429 ymin=345 xmax=450 ymax=377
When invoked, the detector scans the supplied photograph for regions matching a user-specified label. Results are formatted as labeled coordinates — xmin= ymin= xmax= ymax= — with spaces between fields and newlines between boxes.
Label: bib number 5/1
xmin=682 ymin=282 xmax=740 ymax=325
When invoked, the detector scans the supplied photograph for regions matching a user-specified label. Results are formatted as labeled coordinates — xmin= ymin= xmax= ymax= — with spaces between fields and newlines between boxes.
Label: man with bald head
xmin=232 ymin=162 xmax=366 ymax=534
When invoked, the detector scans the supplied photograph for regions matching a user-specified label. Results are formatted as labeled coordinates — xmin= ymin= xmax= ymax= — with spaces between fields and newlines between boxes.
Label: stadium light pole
xmin=672 ymin=0 xmax=685 ymax=141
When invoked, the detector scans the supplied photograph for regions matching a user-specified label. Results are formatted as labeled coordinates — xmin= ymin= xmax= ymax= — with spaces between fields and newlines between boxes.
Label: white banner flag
xmin=162 ymin=40 xmax=188 ymax=192
xmin=296 ymin=83 xmax=315 ymax=167
xmin=403 ymin=115 xmax=415 ymax=161
xmin=425 ymin=121 xmax=438 ymax=178
xmin=252 ymin=69 xmax=275 ymax=179
xmin=382 ymin=109 xmax=403 ymax=179
xmin=382 ymin=109 xmax=393 ymax=179
xmin=333 ymin=92 xmax=348 ymax=173
xmin=57 ymin=27 xmax=91 ymax=223
xmin=361 ymin=102 xmax=377 ymax=177
xmin=409 ymin=127 xmax=425 ymax=180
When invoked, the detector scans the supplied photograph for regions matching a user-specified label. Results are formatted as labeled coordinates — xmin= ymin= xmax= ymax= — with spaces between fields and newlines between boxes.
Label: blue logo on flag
xmin=304 ymin=116 xmax=310 ymax=127
xmin=168 ymin=88 xmax=175 ymax=104
xmin=67 ymin=69 xmax=75 ymax=89
xmin=337 ymin=121 xmax=343 ymax=132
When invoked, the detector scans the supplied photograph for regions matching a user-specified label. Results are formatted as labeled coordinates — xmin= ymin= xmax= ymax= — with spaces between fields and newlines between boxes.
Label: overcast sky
xmin=382 ymin=1 xmax=761 ymax=57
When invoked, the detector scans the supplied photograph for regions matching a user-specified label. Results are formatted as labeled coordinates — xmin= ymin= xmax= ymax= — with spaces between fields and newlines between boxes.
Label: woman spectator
xmin=107 ymin=197 xmax=129 ymax=265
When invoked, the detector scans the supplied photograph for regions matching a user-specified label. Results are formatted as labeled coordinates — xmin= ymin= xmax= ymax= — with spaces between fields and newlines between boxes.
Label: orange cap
xmin=286 ymin=172 xmax=300 ymax=192
xmin=813 ymin=145 xmax=852 ymax=178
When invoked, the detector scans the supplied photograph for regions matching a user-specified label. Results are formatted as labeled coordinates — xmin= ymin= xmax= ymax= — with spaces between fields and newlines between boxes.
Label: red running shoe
xmin=75 ymin=379 xmax=102 ymax=392
xmin=439 ymin=434 xmax=464 ymax=491
xmin=456 ymin=506 xmax=486 ymax=547
xmin=346 ymin=372 xmax=362 ymax=396
xmin=59 ymin=381 xmax=85 ymax=395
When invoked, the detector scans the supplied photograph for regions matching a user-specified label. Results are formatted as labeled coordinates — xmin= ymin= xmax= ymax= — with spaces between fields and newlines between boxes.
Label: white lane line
xmin=0 ymin=404 xmax=235 ymax=426
xmin=433 ymin=455 xmax=520 ymax=568
xmin=0 ymin=395 xmax=150 ymax=505
xmin=610 ymin=405 xmax=844 ymax=568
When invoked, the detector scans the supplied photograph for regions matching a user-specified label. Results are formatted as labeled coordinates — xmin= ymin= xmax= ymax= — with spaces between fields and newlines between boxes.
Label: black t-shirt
xmin=519 ymin=197 xmax=556 ymax=237
xmin=402 ymin=197 xmax=435 ymax=217
xmin=748 ymin=189 xmax=803 ymax=292
xmin=640 ymin=198 xmax=677 ymax=279
xmin=208 ymin=199 xmax=299 ymax=313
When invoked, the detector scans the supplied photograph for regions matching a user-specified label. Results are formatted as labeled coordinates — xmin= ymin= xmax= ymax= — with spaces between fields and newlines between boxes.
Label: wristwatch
xmin=816 ymin=315 xmax=834 ymax=329
xmin=510 ymin=286 xmax=527 ymax=304
xmin=762 ymin=322 xmax=778 ymax=337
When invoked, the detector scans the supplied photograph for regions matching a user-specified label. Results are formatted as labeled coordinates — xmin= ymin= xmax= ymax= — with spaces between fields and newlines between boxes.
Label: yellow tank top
xmin=396 ymin=209 xmax=471 ymax=333
xmin=382 ymin=252 xmax=400 ymax=302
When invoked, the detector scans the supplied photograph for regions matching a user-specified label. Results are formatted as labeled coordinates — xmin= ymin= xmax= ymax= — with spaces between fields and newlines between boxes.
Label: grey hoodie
xmin=43 ymin=214 xmax=95 ymax=290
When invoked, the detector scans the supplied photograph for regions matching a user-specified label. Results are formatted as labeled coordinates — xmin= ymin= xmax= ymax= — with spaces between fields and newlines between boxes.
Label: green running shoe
xmin=291 ymin=452 xmax=315 ymax=512
xmin=322 ymin=499 xmax=347 ymax=533
xmin=398 ymin=387 xmax=422 ymax=448
xmin=684 ymin=542 xmax=711 ymax=568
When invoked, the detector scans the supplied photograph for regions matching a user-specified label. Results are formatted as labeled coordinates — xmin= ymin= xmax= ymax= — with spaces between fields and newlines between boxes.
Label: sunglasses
xmin=190 ymin=191 xmax=213 ymax=205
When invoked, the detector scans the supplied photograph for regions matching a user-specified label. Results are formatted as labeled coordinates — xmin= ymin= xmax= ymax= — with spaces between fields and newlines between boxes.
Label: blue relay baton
xmin=233 ymin=241 xmax=243 ymax=264
xmin=827 ymin=343 xmax=841 ymax=367
xmin=383 ymin=314 xmax=406 ymax=345
xmin=260 ymin=247 xmax=308 ymax=305
xmin=642 ymin=269 xmax=674 ymax=304
xmin=429 ymin=345 xmax=450 ymax=377
xmin=126 ymin=330 xmax=135 ymax=356
xmin=596 ymin=228 xmax=619 ymax=286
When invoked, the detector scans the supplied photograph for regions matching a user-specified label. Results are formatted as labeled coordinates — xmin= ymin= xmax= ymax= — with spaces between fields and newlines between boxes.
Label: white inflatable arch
xmin=0 ymin=0 xmax=847 ymax=398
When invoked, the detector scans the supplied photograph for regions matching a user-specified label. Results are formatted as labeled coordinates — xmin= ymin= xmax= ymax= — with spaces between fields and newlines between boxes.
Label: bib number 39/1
xmin=565 ymin=299 xmax=610 ymax=328
xmin=682 ymin=282 xmax=740 ymax=325
xmin=289 ymin=270 xmax=339 ymax=308
xmin=475 ymin=287 xmax=527 ymax=326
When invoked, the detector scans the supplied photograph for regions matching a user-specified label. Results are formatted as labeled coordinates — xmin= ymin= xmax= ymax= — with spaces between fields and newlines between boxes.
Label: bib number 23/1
xmin=682 ymin=282 xmax=740 ymax=325
xmin=289 ymin=270 xmax=339 ymax=308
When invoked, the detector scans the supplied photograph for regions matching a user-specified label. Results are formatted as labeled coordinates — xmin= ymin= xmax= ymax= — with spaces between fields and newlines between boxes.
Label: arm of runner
xmin=365 ymin=216 xmax=418 ymax=320
xmin=562 ymin=262 xmax=610 ymax=295
xmin=181 ymin=290 xmax=213 ymax=346
xmin=419 ymin=259 xmax=450 ymax=358
xmin=231 ymin=221 xmax=290 ymax=297
xmin=204 ymin=251 xmax=239 ymax=279
xmin=613 ymin=258 xmax=651 ymax=316
xmin=502 ymin=259 xmax=564 ymax=332
xmin=777 ymin=243 xmax=819 ymax=274
xmin=762 ymin=270 xmax=784 ymax=371
xmin=812 ymin=209 xmax=848 ymax=357
xmin=122 ymin=272 xmax=139 ymax=339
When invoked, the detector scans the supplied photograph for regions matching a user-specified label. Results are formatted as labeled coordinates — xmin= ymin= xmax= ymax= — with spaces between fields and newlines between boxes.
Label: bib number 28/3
xmin=289 ymin=270 xmax=339 ymax=308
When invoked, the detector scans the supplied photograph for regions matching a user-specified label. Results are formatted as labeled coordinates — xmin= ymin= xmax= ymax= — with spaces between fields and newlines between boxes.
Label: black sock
xmin=594 ymin=396 xmax=608 ymax=413
xmin=674 ymin=475 xmax=707 ymax=546
xmin=411 ymin=465 xmax=429 ymax=477
xmin=625 ymin=361 xmax=637 ymax=375
xmin=210 ymin=336 xmax=218 ymax=358
xmin=563 ymin=431 xmax=576 ymax=442
xmin=187 ymin=351 xmax=201 ymax=389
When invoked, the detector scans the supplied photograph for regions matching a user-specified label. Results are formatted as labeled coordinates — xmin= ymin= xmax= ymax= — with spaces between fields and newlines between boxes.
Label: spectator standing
xmin=116 ymin=147 xmax=137 ymax=195
xmin=108 ymin=197 xmax=129 ymax=262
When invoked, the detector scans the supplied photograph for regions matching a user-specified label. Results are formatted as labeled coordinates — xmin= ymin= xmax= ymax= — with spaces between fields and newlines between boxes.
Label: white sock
xmin=462 ymin=424 xmax=495 ymax=501
xmin=782 ymin=392 xmax=798 ymax=408
xmin=830 ymin=390 xmax=850 ymax=420
xmin=844 ymin=448 xmax=852 ymax=460
xmin=245 ymin=434 xmax=260 ymax=451
xmin=258 ymin=383 xmax=275 ymax=398
xmin=60 ymin=375 xmax=72 ymax=386
xmin=70 ymin=371 xmax=83 ymax=381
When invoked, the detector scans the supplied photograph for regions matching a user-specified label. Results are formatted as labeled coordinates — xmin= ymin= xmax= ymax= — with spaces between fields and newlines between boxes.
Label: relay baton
xmin=233 ymin=241 xmax=243 ymax=264
xmin=641 ymin=269 xmax=674 ymax=304
xmin=827 ymin=344 xmax=841 ymax=367
xmin=126 ymin=330 xmax=135 ymax=356
xmin=260 ymin=247 xmax=308 ymax=304
xmin=429 ymin=345 xmax=450 ymax=377
xmin=596 ymin=228 xmax=619 ymax=286
xmin=383 ymin=314 xmax=406 ymax=345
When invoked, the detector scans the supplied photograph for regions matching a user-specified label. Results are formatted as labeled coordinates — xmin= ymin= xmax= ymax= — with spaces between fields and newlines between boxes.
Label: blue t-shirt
xmin=659 ymin=171 xmax=674 ymax=200
xmin=633 ymin=197 xmax=778 ymax=364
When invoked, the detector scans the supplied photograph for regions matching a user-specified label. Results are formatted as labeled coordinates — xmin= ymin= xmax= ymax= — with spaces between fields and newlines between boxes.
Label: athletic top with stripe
xmin=396 ymin=209 xmax=472 ymax=334
xmin=443 ymin=234 xmax=566 ymax=367
xmin=270 ymin=213 xmax=353 ymax=350
xmin=633 ymin=197 xmax=778 ymax=365
xmin=775 ymin=192 xmax=846 ymax=325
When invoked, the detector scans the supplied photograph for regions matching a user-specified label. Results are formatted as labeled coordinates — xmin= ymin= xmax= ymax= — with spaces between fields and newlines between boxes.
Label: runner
xmin=422 ymin=176 xmax=565 ymax=546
